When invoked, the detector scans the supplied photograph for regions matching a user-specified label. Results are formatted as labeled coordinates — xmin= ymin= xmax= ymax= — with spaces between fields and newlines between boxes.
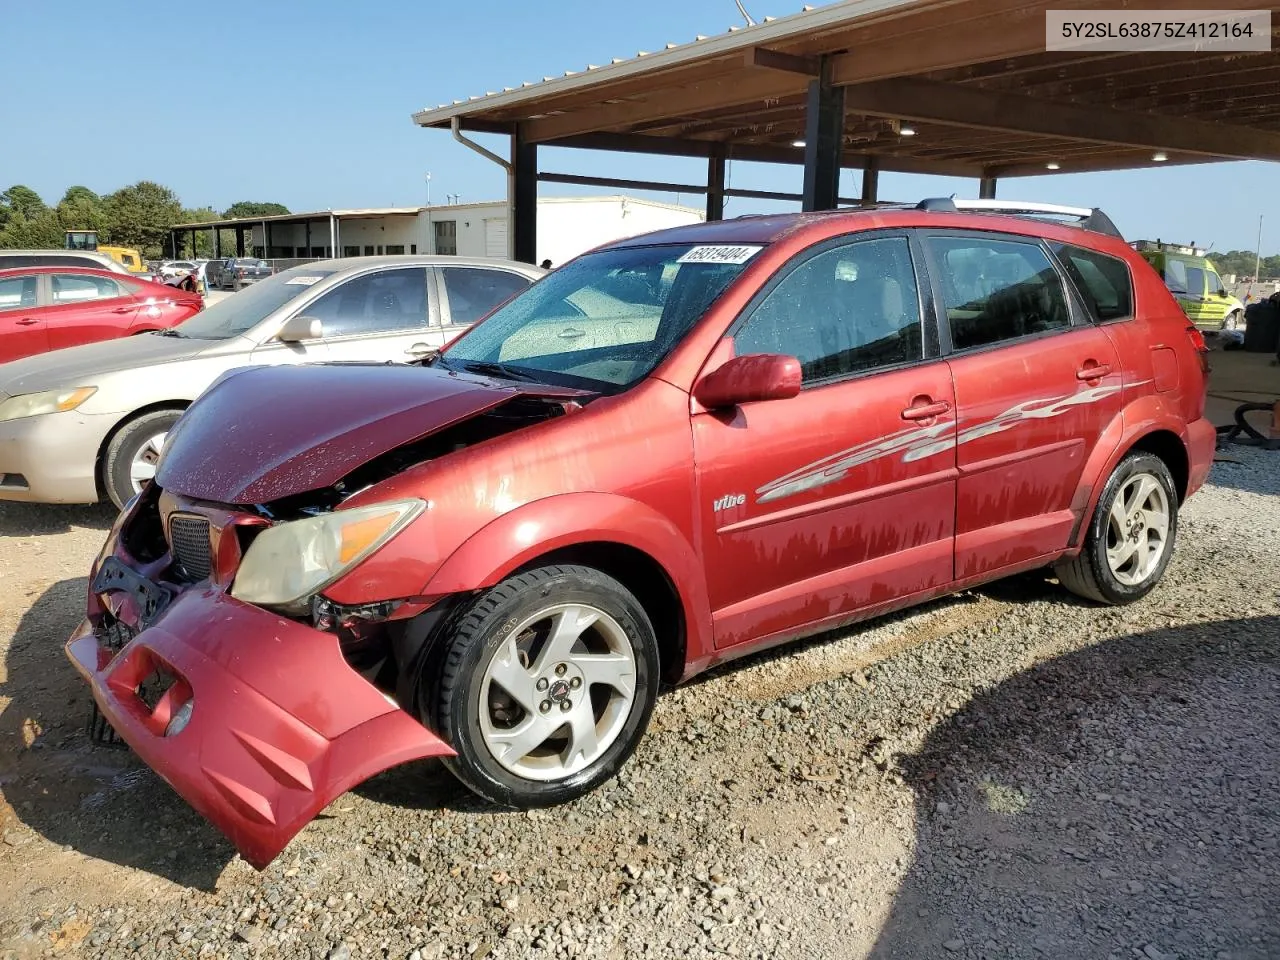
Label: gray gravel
xmin=1 ymin=447 xmax=1277 ymax=960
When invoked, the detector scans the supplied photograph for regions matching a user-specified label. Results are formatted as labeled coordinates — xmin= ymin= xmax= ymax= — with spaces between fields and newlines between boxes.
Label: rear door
xmin=692 ymin=232 xmax=958 ymax=649
xmin=437 ymin=266 xmax=535 ymax=342
xmin=0 ymin=273 xmax=46 ymax=362
xmin=922 ymin=231 xmax=1123 ymax=580
xmin=44 ymin=273 xmax=140 ymax=350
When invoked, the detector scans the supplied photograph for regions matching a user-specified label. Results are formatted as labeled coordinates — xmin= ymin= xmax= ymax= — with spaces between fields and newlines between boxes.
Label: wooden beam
xmin=541 ymin=131 xmax=983 ymax=177
xmin=539 ymin=171 xmax=708 ymax=194
xmin=523 ymin=69 xmax=808 ymax=143
xmin=830 ymin=0 xmax=1268 ymax=85
xmin=745 ymin=46 xmax=820 ymax=76
xmin=839 ymin=76 xmax=1280 ymax=162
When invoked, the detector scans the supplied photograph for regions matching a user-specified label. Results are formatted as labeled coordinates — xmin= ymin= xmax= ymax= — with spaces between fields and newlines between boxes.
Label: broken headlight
xmin=231 ymin=499 xmax=425 ymax=610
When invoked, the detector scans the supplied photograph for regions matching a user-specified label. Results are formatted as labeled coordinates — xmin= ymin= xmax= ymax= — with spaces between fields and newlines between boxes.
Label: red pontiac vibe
xmin=0 ymin=266 xmax=201 ymax=362
xmin=67 ymin=200 xmax=1216 ymax=867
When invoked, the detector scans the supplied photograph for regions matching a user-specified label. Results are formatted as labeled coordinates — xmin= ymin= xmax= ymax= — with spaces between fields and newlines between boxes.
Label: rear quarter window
xmin=1052 ymin=243 xmax=1134 ymax=322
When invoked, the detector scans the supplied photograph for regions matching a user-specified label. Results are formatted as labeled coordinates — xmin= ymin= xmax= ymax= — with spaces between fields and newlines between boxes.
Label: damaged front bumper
xmin=65 ymin=549 xmax=455 ymax=869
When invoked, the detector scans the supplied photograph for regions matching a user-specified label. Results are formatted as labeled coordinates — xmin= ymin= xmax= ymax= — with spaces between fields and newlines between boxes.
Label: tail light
xmin=1185 ymin=324 xmax=1210 ymax=375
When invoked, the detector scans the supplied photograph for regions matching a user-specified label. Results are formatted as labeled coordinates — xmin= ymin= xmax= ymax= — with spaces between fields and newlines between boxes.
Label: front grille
xmin=168 ymin=514 xmax=212 ymax=581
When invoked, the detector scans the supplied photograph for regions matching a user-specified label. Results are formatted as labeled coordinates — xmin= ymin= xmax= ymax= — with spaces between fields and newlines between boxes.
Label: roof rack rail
xmin=914 ymin=198 xmax=1123 ymax=240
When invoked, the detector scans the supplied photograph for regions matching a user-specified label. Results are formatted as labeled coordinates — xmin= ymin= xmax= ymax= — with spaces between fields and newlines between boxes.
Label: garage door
xmin=484 ymin=219 xmax=508 ymax=259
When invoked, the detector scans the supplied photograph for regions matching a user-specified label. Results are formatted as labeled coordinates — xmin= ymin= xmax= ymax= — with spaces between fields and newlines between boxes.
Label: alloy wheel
xmin=129 ymin=430 xmax=168 ymax=494
xmin=1104 ymin=471 xmax=1170 ymax=586
xmin=478 ymin=603 xmax=637 ymax=782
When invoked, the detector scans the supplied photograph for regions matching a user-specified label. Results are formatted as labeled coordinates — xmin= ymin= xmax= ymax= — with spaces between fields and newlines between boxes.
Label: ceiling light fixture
xmin=1152 ymin=151 xmax=1168 ymax=162
xmin=1046 ymin=162 xmax=1061 ymax=170
xmin=791 ymin=140 xmax=806 ymax=148
xmin=900 ymin=125 xmax=916 ymax=136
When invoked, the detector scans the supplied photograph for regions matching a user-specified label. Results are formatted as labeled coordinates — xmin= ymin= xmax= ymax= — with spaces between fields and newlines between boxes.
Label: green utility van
xmin=1135 ymin=241 xmax=1245 ymax=331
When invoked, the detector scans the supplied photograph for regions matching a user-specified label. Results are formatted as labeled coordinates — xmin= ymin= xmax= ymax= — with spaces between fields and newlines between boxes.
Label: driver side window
xmin=301 ymin=267 xmax=428 ymax=338
xmin=734 ymin=236 xmax=923 ymax=384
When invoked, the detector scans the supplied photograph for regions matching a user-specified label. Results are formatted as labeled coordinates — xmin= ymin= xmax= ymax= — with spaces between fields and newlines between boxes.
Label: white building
xmin=173 ymin=195 xmax=703 ymax=266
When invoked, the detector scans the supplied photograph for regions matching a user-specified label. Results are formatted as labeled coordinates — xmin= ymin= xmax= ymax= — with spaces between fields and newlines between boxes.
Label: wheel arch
xmin=1069 ymin=399 xmax=1191 ymax=549
xmin=419 ymin=493 xmax=711 ymax=683
xmin=95 ymin=400 xmax=191 ymax=499
xmin=514 ymin=542 xmax=687 ymax=685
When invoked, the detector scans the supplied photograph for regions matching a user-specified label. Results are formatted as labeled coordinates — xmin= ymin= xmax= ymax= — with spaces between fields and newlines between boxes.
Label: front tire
xmin=429 ymin=564 xmax=659 ymax=807
xmin=1223 ymin=310 xmax=1243 ymax=332
xmin=1055 ymin=452 xmax=1178 ymax=605
xmin=102 ymin=409 xmax=182 ymax=509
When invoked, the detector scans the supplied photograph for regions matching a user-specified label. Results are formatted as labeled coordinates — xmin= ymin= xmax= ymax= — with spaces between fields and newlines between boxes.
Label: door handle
xmin=558 ymin=327 xmax=586 ymax=339
xmin=112 ymin=306 xmax=135 ymax=314
xmin=15 ymin=317 xmax=39 ymax=326
xmin=404 ymin=342 xmax=435 ymax=357
xmin=1076 ymin=362 xmax=1112 ymax=381
xmin=901 ymin=399 xmax=951 ymax=421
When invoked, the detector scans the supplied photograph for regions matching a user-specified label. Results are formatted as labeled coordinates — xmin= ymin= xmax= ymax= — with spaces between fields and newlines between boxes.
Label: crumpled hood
xmin=156 ymin=363 xmax=571 ymax=504
xmin=0 ymin=333 xmax=209 ymax=399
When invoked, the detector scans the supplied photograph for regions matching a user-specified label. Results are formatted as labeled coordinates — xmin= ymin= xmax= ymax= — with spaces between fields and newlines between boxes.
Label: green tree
xmin=0 ymin=185 xmax=48 ymax=226
xmin=222 ymin=201 xmax=290 ymax=219
xmin=104 ymin=181 xmax=182 ymax=258
xmin=56 ymin=185 xmax=109 ymax=240
xmin=0 ymin=209 xmax=63 ymax=248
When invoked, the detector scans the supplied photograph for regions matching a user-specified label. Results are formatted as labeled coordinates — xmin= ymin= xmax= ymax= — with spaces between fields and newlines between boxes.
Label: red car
xmin=0 ymin=266 xmax=201 ymax=363
xmin=67 ymin=200 xmax=1216 ymax=868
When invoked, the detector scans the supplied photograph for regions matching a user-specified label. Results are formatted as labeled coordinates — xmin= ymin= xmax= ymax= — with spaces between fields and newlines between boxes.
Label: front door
xmin=920 ymin=231 xmax=1123 ymax=580
xmin=0 ymin=273 xmax=45 ymax=362
xmin=299 ymin=266 xmax=441 ymax=363
xmin=692 ymin=233 xmax=958 ymax=650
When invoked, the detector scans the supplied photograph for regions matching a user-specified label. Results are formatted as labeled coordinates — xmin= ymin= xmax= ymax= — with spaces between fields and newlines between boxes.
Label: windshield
xmin=174 ymin=269 xmax=335 ymax=339
xmin=440 ymin=244 xmax=755 ymax=390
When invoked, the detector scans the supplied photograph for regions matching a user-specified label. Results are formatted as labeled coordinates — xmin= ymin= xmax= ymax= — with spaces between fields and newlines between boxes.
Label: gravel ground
xmin=0 ymin=448 xmax=1277 ymax=960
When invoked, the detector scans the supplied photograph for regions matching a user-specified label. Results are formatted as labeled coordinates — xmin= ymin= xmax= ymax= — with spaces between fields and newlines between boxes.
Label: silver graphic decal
xmin=756 ymin=382 xmax=1134 ymax=504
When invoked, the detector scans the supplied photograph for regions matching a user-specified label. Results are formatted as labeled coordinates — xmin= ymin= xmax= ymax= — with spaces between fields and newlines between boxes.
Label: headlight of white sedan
xmin=0 ymin=387 xmax=97 ymax=422
xmin=231 ymin=499 xmax=426 ymax=609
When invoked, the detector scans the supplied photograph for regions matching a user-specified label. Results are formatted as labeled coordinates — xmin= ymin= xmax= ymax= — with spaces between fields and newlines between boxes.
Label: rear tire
xmin=102 ymin=409 xmax=183 ymax=509
xmin=428 ymin=564 xmax=659 ymax=808
xmin=1055 ymin=452 xmax=1178 ymax=605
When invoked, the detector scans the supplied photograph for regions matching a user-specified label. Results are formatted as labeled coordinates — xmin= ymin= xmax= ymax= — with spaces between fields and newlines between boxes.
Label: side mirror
xmin=277 ymin=315 xmax=322 ymax=343
xmin=694 ymin=353 xmax=802 ymax=410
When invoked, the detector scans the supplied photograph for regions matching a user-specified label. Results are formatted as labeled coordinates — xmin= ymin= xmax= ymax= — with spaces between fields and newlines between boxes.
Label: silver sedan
xmin=0 ymin=255 xmax=543 ymax=507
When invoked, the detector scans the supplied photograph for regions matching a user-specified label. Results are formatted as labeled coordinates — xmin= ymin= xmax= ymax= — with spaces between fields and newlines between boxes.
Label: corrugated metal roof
xmin=411 ymin=0 xmax=917 ymax=127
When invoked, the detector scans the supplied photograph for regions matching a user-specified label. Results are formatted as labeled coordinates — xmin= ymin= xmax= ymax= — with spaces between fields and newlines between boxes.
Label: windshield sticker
xmin=285 ymin=276 xmax=324 ymax=286
xmin=677 ymin=245 xmax=763 ymax=265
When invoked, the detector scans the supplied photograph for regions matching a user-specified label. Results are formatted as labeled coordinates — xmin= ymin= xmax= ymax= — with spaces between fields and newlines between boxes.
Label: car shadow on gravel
xmin=1 ymin=578 xmax=235 ymax=890
xmin=0 ymin=501 xmax=116 ymax=537
xmin=869 ymin=614 xmax=1280 ymax=960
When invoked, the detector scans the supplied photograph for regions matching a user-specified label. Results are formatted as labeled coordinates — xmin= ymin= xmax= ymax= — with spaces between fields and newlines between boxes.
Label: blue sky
xmin=2 ymin=0 xmax=1275 ymax=253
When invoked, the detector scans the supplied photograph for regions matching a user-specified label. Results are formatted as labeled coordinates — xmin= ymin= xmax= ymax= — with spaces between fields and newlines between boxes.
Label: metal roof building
xmin=412 ymin=0 xmax=1280 ymax=262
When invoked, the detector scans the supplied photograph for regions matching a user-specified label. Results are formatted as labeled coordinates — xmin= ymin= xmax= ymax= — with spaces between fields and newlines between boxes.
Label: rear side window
xmin=0 ymin=275 xmax=38 ymax=311
xmin=440 ymin=267 xmax=531 ymax=326
xmin=1052 ymin=243 xmax=1134 ymax=322
xmin=926 ymin=236 xmax=1071 ymax=350
xmin=51 ymin=274 xmax=125 ymax=304
xmin=735 ymin=236 xmax=922 ymax=383
xmin=1162 ymin=258 xmax=1189 ymax=294
xmin=1184 ymin=265 xmax=1205 ymax=298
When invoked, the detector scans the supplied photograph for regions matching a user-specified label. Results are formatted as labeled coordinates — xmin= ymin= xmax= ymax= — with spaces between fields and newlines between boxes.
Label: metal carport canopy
xmin=413 ymin=0 xmax=1280 ymax=260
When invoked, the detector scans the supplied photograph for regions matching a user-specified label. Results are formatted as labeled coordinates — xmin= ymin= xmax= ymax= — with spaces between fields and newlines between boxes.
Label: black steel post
xmin=235 ymin=227 xmax=245 ymax=257
xmin=979 ymin=176 xmax=998 ymax=199
xmin=801 ymin=57 xmax=844 ymax=212
xmin=706 ymin=143 xmax=726 ymax=221
xmin=860 ymin=157 xmax=880 ymax=207
xmin=512 ymin=125 xmax=538 ymax=264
